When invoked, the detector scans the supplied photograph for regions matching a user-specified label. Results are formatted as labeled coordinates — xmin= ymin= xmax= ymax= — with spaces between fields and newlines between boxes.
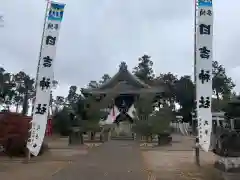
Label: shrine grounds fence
xmin=171 ymin=111 xmax=225 ymax=136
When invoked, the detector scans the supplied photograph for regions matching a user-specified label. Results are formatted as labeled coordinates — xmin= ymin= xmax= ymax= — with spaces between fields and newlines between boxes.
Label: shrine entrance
xmin=112 ymin=94 xmax=134 ymax=137
xmin=81 ymin=61 xmax=167 ymax=140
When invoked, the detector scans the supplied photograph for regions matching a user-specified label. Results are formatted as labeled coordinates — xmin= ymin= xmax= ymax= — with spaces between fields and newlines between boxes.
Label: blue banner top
xmin=48 ymin=2 xmax=65 ymax=22
xmin=198 ymin=0 xmax=212 ymax=7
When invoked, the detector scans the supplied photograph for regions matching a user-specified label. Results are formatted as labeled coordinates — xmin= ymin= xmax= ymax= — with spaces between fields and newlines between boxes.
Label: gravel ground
xmin=0 ymin=135 xmax=228 ymax=180
xmin=50 ymin=140 xmax=148 ymax=180
xmin=142 ymin=134 xmax=224 ymax=180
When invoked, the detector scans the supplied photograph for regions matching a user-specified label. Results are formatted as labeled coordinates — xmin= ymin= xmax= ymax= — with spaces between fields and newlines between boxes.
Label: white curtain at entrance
xmin=127 ymin=104 xmax=136 ymax=119
xmin=105 ymin=105 xmax=120 ymax=124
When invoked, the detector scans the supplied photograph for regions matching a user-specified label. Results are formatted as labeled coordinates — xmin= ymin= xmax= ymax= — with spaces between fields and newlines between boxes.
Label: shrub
xmin=3 ymin=136 xmax=26 ymax=157
xmin=0 ymin=113 xmax=49 ymax=157
xmin=3 ymin=136 xmax=49 ymax=157
xmin=52 ymin=108 xmax=71 ymax=136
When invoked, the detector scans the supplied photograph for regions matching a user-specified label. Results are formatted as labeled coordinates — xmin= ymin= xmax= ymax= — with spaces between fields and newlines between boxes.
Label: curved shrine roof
xmin=82 ymin=62 xmax=166 ymax=95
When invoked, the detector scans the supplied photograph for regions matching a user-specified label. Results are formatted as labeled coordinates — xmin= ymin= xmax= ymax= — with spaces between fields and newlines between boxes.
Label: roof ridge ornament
xmin=119 ymin=61 xmax=128 ymax=71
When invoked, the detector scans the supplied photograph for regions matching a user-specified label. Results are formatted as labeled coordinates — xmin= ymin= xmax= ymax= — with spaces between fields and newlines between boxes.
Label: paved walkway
xmin=51 ymin=140 xmax=148 ymax=180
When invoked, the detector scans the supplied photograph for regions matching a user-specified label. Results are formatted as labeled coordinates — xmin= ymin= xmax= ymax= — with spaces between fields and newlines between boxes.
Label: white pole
xmin=194 ymin=0 xmax=200 ymax=166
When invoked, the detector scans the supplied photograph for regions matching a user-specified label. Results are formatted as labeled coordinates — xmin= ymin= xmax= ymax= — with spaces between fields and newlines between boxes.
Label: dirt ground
xmin=50 ymin=140 xmax=147 ymax=180
xmin=0 ymin=135 xmax=226 ymax=180
xmin=0 ymin=161 xmax=70 ymax=180
xmin=141 ymin=134 xmax=224 ymax=180
xmin=0 ymin=137 xmax=88 ymax=180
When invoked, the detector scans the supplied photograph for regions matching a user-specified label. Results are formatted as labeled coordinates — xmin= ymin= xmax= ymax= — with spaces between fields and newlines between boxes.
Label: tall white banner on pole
xmin=27 ymin=1 xmax=65 ymax=156
xmin=196 ymin=0 xmax=213 ymax=152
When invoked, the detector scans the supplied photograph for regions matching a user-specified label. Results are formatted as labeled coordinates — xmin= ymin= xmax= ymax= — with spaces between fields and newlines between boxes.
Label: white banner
xmin=196 ymin=0 xmax=213 ymax=152
xmin=105 ymin=106 xmax=120 ymax=124
xmin=27 ymin=1 xmax=65 ymax=156
xmin=127 ymin=104 xmax=136 ymax=119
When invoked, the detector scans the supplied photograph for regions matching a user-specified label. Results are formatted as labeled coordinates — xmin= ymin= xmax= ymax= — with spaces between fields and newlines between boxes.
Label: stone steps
xmin=111 ymin=136 xmax=134 ymax=140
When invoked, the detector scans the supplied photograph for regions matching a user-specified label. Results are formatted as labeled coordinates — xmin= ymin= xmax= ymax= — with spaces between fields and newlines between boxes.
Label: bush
xmin=3 ymin=136 xmax=26 ymax=157
xmin=3 ymin=136 xmax=49 ymax=157
xmin=52 ymin=107 xmax=72 ymax=136
xmin=132 ymin=120 xmax=152 ymax=137
xmin=0 ymin=113 xmax=49 ymax=157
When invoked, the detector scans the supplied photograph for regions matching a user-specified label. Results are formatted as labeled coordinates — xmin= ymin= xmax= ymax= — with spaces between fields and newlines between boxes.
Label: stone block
xmin=215 ymin=156 xmax=240 ymax=173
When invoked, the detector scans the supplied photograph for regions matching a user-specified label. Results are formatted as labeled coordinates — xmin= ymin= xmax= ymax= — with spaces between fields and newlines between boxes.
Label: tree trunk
xmin=80 ymin=133 xmax=83 ymax=144
xmin=147 ymin=136 xmax=152 ymax=143
xmin=69 ymin=129 xmax=83 ymax=145
xmin=157 ymin=135 xmax=161 ymax=145
xmin=104 ymin=131 xmax=109 ymax=141
xmin=22 ymin=93 xmax=29 ymax=115
xmin=93 ymin=132 xmax=96 ymax=140
xmin=16 ymin=104 xmax=19 ymax=112
xmin=216 ymin=92 xmax=220 ymax=101
xmin=90 ymin=132 xmax=95 ymax=140
xmin=68 ymin=133 xmax=72 ymax=145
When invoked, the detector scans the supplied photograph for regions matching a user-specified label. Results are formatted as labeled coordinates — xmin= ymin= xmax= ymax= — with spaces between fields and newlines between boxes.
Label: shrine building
xmin=81 ymin=62 xmax=167 ymax=125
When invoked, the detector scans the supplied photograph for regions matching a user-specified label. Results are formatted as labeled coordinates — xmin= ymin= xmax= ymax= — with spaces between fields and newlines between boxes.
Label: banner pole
xmin=194 ymin=0 xmax=200 ymax=166
xmin=26 ymin=1 xmax=50 ymax=163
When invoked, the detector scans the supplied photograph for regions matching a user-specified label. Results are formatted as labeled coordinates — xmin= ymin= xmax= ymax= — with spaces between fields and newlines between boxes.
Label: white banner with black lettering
xmin=27 ymin=1 xmax=65 ymax=156
xmin=196 ymin=0 xmax=213 ymax=152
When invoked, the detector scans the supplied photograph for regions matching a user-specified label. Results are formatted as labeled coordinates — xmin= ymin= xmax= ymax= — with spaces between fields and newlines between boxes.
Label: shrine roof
xmin=82 ymin=62 xmax=166 ymax=95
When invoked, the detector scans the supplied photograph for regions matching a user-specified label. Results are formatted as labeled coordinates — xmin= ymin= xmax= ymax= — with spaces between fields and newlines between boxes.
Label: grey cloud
xmin=1 ymin=0 xmax=240 ymax=96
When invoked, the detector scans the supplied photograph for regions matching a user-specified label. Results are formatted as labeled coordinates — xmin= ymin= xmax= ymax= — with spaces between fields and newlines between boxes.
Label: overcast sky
xmin=1 ymin=0 xmax=240 ymax=97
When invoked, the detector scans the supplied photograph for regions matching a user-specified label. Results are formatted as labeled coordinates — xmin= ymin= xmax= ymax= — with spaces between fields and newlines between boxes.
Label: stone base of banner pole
xmin=215 ymin=156 xmax=240 ymax=173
